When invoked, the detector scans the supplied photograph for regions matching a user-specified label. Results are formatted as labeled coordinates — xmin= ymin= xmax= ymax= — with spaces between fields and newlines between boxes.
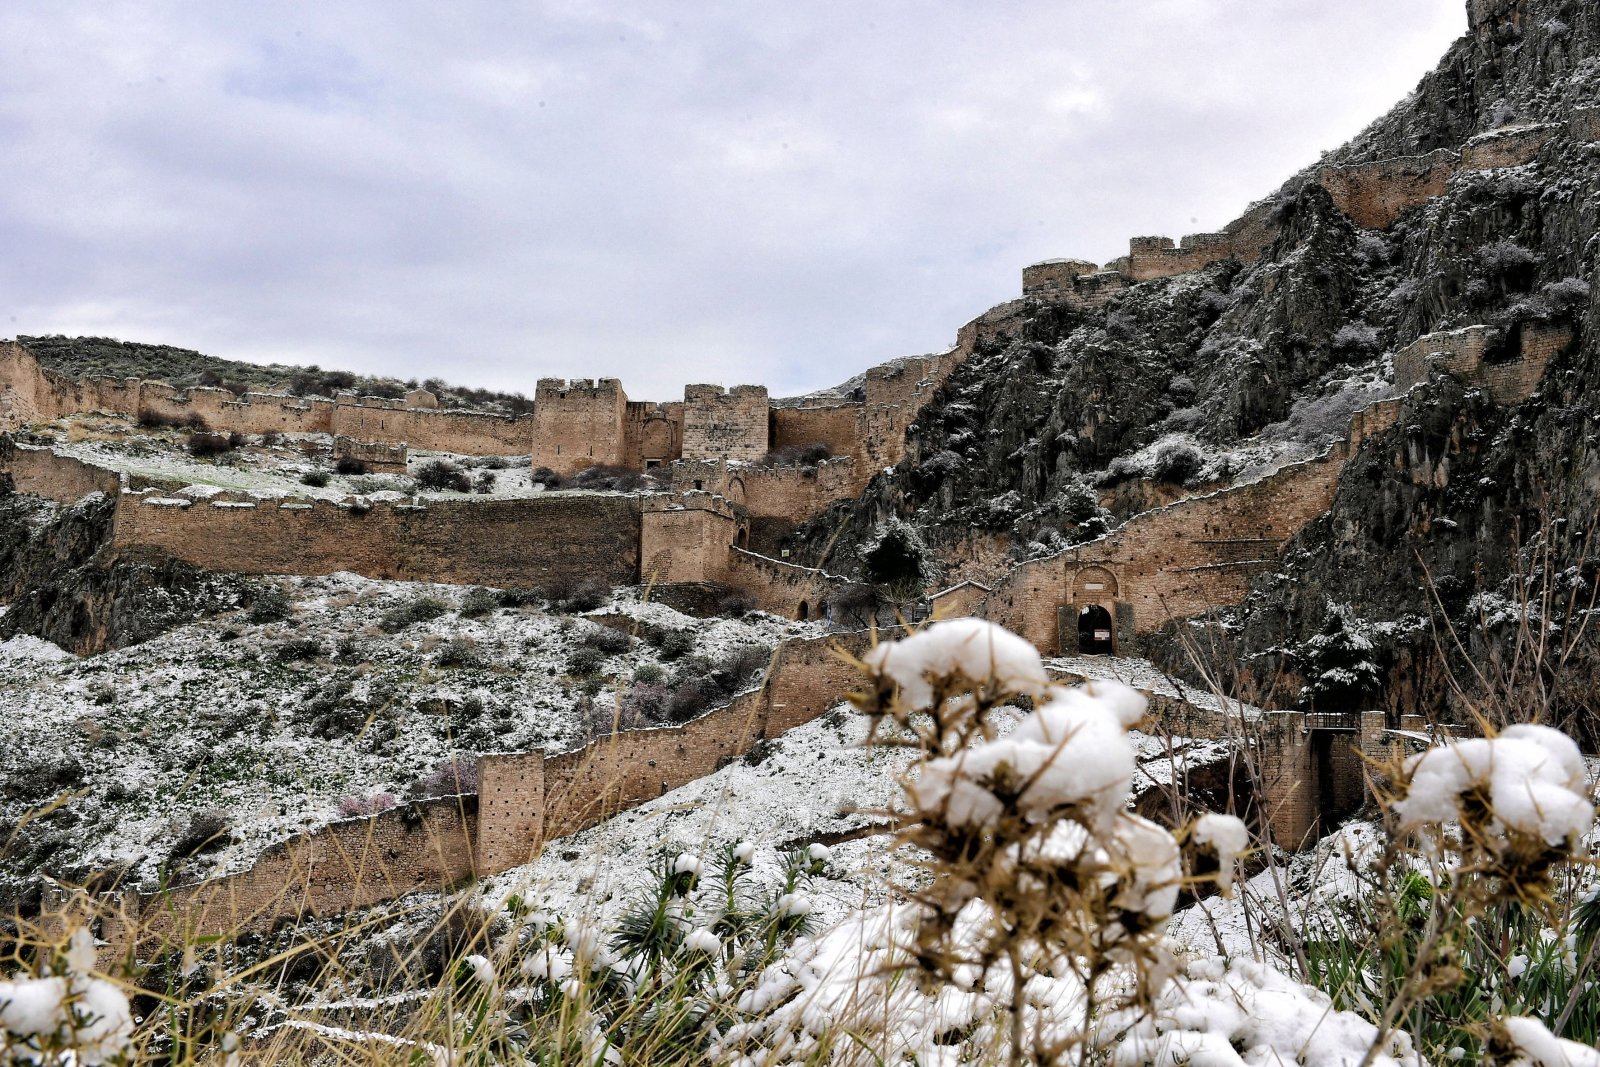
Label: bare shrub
xmin=408 ymin=757 xmax=478 ymax=798
xmin=168 ymin=810 xmax=232 ymax=861
xmin=336 ymin=793 xmax=398 ymax=819
xmin=186 ymin=431 xmax=235 ymax=457
xmin=415 ymin=459 xmax=471 ymax=492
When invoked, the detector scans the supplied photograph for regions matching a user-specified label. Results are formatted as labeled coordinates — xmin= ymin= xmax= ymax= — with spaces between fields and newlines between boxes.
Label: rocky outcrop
xmin=791 ymin=0 xmax=1600 ymax=744
xmin=0 ymin=487 xmax=243 ymax=653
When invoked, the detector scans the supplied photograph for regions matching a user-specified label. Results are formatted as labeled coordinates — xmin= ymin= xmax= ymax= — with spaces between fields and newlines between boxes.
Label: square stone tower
xmin=530 ymin=378 xmax=628 ymax=476
xmin=681 ymin=384 xmax=769 ymax=463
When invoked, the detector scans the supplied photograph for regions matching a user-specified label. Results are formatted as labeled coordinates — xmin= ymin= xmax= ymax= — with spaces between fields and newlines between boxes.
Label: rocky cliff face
xmin=792 ymin=0 xmax=1600 ymax=742
xmin=0 ymin=489 xmax=243 ymax=653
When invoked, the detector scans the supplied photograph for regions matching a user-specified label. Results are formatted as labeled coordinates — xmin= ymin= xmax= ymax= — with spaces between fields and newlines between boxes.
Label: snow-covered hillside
xmin=0 ymin=577 xmax=810 ymax=902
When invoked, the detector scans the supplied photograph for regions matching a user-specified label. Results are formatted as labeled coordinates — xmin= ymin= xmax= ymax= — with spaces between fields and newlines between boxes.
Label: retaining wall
xmin=111 ymin=492 xmax=644 ymax=588
xmin=2 ymin=442 xmax=122 ymax=503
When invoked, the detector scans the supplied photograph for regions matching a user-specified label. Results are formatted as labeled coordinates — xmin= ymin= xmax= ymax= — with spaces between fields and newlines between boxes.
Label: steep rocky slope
xmin=791 ymin=0 xmax=1600 ymax=741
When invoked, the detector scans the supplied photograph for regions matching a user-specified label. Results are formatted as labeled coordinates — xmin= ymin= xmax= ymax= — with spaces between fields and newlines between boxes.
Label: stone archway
xmin=1077 ymin=604 xmax=1115 ymax=655
xmin=640 ymin=417 xmax=676 ymax=467
xmin=1072 ymin=565 xmax=1118 ymax=602
xmin=727 ymin=477 xmax=747 ymax=505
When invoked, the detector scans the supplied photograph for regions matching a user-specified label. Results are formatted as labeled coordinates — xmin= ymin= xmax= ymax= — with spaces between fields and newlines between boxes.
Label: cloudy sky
xmin=1 ymin=2 xmax=1464 ymax=401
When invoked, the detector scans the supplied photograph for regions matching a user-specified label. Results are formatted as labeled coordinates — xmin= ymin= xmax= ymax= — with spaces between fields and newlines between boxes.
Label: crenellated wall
xmin=682 ymin=384 xmax=770 ymax=462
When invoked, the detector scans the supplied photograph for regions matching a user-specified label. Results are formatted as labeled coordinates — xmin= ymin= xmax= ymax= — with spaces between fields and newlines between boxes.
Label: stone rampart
xmin=667 ymin=457 xmax=864 ymax=522
xmin=1127 ymin=233 xmax=1236 ymax=283
xmin=110 ymin=491 xmax=644 ymax=588
xmin=625 ymin=400 xmax=684 ymax=469
xmin=640 ymin=493 xmax=741 ymax=585
xmin=2 ymin=442 xmax=122 ymax=503
xmin=131 ymin=795 xmax=477 ymax=946
xmin=1316 ymin=150 xmax=1458 ymax=231
xmin=723 ymin=547 xmax=844 ymax=620
xmin=330 ymin=402 xmax=528 ymax=456
xmin=980 ymin=397 xmax=1405 ymax=654
xmin=1393 ymin=322 xmax=1568 ymax=404
xmin=78 ymin=627 xmax=873 ymax=963
xmin=771 ymin=403 xmax=865 ymax=461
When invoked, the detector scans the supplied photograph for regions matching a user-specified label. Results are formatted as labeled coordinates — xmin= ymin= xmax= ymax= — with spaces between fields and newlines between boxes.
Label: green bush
xmin=379 ymin=596 xmax=450 ymax=633
xmin=247 ymin=584 xmax=291 ymax=623
xmin=567 ymin=645 xmax=607 ymax=677
xmin=459 ymin=587 xmax=499 ymax=618
xmin=300 ymin=469 xmax=332 ymax=488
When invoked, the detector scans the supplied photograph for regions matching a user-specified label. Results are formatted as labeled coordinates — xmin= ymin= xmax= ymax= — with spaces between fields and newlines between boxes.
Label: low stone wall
xmin=723 ymin=547 xmax=843 ymax=620
xmin=111 ymin=491 xmax=644 ymax=589
xmin=1 ymin=441 xmax=122 ymax=503
xmin=332 ymin=436 xmax=408 ymax=473
xmin=129 ymin=795 xmax=478 ymax=946
xmin=331 ymin=403 xmax=528 ymax=456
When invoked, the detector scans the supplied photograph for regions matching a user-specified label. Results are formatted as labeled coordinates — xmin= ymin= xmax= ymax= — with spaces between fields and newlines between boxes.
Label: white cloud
xmin=0 ymin=0 xmax=1465 ymax=400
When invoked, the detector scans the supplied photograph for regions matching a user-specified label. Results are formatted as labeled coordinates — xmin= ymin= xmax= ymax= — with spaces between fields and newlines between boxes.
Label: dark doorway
xmin=1078 ymin=604 xmax=1115 ymax=655
xmin=797 ymin=601 xmax=809 ymax=621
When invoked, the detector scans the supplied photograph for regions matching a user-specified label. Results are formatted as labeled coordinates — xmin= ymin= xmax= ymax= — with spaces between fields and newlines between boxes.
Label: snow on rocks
xmin=0 ymin=634 xmax=71 ymax=664
xmin=1394 ymin=724 xmax=1594 ymax=847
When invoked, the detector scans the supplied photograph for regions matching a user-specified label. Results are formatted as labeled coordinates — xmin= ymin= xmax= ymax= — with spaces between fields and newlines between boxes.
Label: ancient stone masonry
xmin=83 ymin=629 xmax=872 ymax=964
xmin=332 ymin=435 xmax=407 ymax=473
xmin=976 ymin=397 xmax=1407 ymax=656
xmin=530 ymin=377 xmax=629 ymax=475
xmin=111 ymin=491 xmax=645 ymax=590
xmin=682 ymin=384 xmax=770 ymax=463
xmin=1392 ymin=322 xmax=1571 ymax=404
xmin=1018 ymin=107 xmax=1600 ymax=297
xmin=2 ymin=442 xmax=122 ymax=504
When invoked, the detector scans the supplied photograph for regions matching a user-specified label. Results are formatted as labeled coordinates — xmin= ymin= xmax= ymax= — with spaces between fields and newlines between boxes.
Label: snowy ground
xmin=1045 ymin=654 xmax=1264 ymax=722
xmin=31 ymin=415 xmax=575 ymax=502
xmin=482 ymin=697 xmax=1234 ymax=938
xmin=0 ymin=577 xmax=813 ymax=897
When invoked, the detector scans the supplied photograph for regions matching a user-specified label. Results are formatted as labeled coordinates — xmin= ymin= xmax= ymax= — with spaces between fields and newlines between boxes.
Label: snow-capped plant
xmin=0 ymin=927 xmax=133 ymax=1066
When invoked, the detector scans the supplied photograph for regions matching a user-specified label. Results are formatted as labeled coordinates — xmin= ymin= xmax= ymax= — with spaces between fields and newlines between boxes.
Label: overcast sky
xmin=1 ymin=2 xmax=1465 ymax=401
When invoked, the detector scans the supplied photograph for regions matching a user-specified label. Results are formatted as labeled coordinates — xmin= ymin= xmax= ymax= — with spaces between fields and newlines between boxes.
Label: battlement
xmin=535 ymin=377 xmax=626 ymax=401
xmin=1022 ymin=259 xmax=1100 ymax=294
xmin=1126 ymin=231 xmax=1241 ymax=282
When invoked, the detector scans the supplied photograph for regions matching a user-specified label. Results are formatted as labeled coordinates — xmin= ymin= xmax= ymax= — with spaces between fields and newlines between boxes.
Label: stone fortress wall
xmin=82 ymin=629 xmax=870 ymax=959
xmin=24 ymin=42 xmax=1584 ymax=950
xmin=1023 ymin=105 xmax=1600 ymax=297
xmin=111 ymin=490 xmax=647 ymax=590
xmin=0 ymin=440 xmax=844 ymax=620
